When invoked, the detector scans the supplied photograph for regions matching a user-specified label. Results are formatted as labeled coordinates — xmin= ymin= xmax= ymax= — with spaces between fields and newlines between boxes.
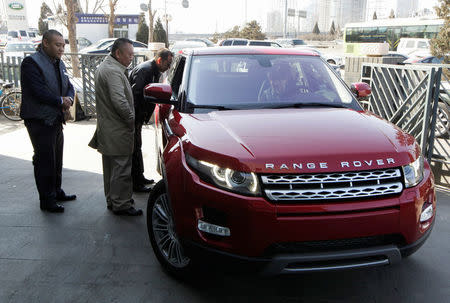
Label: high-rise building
xmin=366 ymin=0 xmax=418 ymax=20
xmin=319 ymin=0 xmax=366 ymax=34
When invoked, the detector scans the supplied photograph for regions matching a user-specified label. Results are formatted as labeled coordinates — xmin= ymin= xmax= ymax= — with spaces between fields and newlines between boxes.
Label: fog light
xmin=198 ymin=220 xmax=230 ymax=236
xmin=420 ymin=204 xmax=434 ymax=223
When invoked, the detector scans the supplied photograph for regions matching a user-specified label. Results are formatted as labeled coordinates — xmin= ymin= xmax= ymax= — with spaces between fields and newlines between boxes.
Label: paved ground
xmin=0 ymin=116 xmax=449 ymax=303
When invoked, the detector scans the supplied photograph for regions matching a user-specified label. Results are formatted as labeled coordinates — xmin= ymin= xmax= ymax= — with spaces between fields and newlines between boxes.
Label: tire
xmin=435 ymin=102 xmax=449 ymax=138
xmin=147 ymin=180 xmax=194 ymax=278
xmin=1 ymin=91 xmax=22 ymax=121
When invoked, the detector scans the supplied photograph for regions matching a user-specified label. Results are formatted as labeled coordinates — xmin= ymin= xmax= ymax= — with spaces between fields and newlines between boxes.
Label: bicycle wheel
xmin=1 ymin=91 xmax=22 ymax=121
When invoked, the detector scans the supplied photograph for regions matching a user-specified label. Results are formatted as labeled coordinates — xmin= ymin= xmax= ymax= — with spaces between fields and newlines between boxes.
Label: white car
xmin=3 ymin=41 xmax=36 ymax=59
xmin=170 ymin=41 xmax=207 ymax=55
xmin=79 ymin=38 xmax=148 ymax=55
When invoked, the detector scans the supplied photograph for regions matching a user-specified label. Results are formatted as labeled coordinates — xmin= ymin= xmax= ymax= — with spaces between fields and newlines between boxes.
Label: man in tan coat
xmin=89 ymin=38 xmax=142 ymax=216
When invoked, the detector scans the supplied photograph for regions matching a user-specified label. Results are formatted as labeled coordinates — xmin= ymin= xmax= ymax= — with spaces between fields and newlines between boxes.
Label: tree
xmin=329 ymin=20 xmax=336 ymax=36
xmin=136 ymin=13 xmax=149 ymax=44
xmin=147 ymin=0 xmax=157 ymax=44
xmin=108 ymin=0 xmax=119 ymax=38
xmin=312 ymin=22 xmax=320 ymax=34
xmin=64 ymin=0 xmax=80 ymax=77
xmin=430 ymin=0 xmax=449 ymax=64
xmin=38 ymin=3 xmax=53 ymax=35
xmin=153 ymin=18 xmax=167 ymax=46
xmin=372 ymin=11 xmax=377 ymax=20
xmin=389 ymin=9 xmax=395 ymax=18
xmin=224 ymin=25 xmax=241 ymax=38
xmin=77 ymin=0 xmax=106 ymax=14
xmin=240 ymin=20 xmax=265 ymax=40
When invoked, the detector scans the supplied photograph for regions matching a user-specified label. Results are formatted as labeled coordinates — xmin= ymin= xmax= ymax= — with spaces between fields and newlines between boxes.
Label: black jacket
xmin=20 ymin=51 xmax=74 ymax=126
xmin=129 ymin=60 xmax=161 ymax=124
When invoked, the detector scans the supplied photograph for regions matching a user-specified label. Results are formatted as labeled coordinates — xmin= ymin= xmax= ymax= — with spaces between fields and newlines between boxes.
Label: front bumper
xmin=183 ymin=221 xmax=434 ymax=275
xmin=168 ymin=159 xmax=436 ymax=272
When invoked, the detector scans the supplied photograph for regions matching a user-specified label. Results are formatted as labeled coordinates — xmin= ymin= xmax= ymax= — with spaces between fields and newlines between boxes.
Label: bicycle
xmin=0 ymin=81 xmax=22 ymax=121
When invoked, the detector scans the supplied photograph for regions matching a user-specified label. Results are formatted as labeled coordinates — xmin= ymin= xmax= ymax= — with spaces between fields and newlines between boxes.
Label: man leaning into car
xmin=128 ymin=48 xmax=173 ymax=192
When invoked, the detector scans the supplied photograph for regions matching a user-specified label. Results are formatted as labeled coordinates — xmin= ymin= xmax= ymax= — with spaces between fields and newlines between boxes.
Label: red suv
xmin=144 ymin=47 xmax=436 ymax=276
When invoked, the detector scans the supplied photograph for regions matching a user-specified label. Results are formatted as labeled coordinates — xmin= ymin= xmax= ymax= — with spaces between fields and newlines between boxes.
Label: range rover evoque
xmin=144 ymin=47 xmax=436 ymax=276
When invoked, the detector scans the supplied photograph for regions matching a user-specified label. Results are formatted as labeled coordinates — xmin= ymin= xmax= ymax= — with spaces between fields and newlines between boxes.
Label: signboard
xmin=298 ymin=10 xmax=307 ymax=18
xmin=75 ymin=14 xmax=139 ymax=25
xmin=287 ymin=8 xmax=296 ymax=17
xmin=5 ymin=0 xmax=28 ymax=30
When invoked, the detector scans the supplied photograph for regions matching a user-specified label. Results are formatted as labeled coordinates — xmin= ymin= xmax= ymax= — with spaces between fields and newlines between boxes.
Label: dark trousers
xmin=25 ymin=120 xmax=63 ymax=205
xmin=131 ymin=121 xmax=145 ymax=186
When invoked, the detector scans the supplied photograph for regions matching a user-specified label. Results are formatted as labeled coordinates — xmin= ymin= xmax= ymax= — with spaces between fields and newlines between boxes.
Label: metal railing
xmin=0 ymin=51 xmax=147 ymax=118
xmin=361 ymin=63 xmax=449 ymax=189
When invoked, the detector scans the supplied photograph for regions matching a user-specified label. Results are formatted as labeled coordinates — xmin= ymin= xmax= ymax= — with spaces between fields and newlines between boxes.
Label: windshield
xmin=5 ymin=43 xmax=35 ymax=52
xmin=8 ymin=31 xmax=18 ymax=38
xmin=90 ymin=39 xmax=113 ymax=49
xmin=187 ymin=55 xmax=357 ymax=110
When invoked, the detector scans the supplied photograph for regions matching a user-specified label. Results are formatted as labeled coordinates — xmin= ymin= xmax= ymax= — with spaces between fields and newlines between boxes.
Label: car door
xmin=155 ymin=54 xmax=186 ymax=174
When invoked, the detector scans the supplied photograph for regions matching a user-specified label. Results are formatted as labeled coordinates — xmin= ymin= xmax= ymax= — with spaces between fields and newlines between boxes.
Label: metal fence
xmin=361 ymin=63 xmax=450 ymax=189
xmin=0 ymin=51 xmax=146 ymax=118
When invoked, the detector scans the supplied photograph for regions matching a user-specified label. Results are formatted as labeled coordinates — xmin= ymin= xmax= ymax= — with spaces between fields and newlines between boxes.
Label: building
xmin=366 ymin=0 xmax=418 ymax=20
xmin=319 ymin=0 xmax=367 ymax=34
xmin=48 ymin=14 xmax=140 ymax=45
xmin=1 ymin=0 xmax=28 ymax=30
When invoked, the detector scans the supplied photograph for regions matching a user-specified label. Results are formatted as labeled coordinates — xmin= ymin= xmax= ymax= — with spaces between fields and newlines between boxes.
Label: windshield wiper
xmin=186 ymin=103 xmax=233 ymax=110
xmin=271 ymin=102 xmax=349 ymax=109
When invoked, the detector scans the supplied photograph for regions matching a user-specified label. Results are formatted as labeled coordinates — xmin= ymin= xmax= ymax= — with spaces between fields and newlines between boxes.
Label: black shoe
xmin=107 ymin=199 xmax=134 ymax=210
xmin=113 ymin=207 xmax=143 ymax=216
xmin=56 ymin=194 xmax=77 ymax=201
xmin=133 ymin=184 xmax=152 ymax=193
xmin=41 ymin=203 xmax=64 ymax=213
xmin=140 ymin=177 xmax=154 ymax=185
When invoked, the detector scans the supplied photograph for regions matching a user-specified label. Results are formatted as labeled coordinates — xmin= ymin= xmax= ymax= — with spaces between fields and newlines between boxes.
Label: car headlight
xmin=186 ymin=154 xmax=261 ymax=196
xmin=402 ymin=155 xmax=424 ymax=188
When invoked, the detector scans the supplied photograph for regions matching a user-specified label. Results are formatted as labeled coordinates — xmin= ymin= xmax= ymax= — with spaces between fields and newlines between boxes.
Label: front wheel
xmin=1 ymin=91 xmax=22 ymax=121
xmin=147 ymin=181 xmax=193 ymax=277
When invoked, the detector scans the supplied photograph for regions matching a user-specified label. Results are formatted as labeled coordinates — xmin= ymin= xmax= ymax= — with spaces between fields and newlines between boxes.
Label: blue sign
xmin=75 ymin=14 xmax=139 ymax=25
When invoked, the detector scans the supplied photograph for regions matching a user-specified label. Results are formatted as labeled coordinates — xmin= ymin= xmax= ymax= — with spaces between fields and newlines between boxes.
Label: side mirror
xmin=144 ymin=83 xmax=176 ymax=105
xmin=351 ymin=82 xmax=371 ymax=100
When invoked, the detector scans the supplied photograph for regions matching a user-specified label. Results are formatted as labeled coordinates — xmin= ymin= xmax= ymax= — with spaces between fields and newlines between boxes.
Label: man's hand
xmin=62 ymin=97 xmax=73 ymax=110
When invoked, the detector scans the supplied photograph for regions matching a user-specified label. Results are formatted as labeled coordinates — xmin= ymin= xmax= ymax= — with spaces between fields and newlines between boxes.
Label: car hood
xmin=179 ymin=108 xmax=419 ymax=173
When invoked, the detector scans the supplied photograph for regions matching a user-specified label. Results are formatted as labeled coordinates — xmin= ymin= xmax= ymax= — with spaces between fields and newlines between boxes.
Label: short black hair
xmin=155 ymin=48 xmax=174 ymax=61
xmin=42 ymin=29 xmax=63 ymax=43
xmin=111 ymin=38 xmax=133 ymax=56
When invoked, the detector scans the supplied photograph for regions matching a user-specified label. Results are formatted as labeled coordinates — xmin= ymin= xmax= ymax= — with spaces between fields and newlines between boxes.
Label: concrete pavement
xmin=0 ymin=116 xmax=449 ymax=303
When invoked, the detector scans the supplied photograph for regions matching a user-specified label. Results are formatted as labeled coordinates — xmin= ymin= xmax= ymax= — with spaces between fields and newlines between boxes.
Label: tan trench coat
xmin=89 ymin=55 xmax=135 ymax=156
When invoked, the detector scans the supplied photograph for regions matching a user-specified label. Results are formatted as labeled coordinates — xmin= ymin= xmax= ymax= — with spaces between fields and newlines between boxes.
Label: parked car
xmin=219 ymin=38 xmax=281 ymax=47
xmin=403 ymin=56 xmax=444 ymax=64
xmin=396 ymin=38 xmax=430 ymax=56
xmin=170 ymin=40 xmax=207 ymax=55
xmin=143 ymin=46 xmax=436 ymax=277
xmin=186 ymin=38 xmax=215 ymax=47
xmin=0 ymin=34 xmax=8 ymax=48
xmin=3 ymin=41 xmax=35 ymax=59
xmin=275 ymin=38 xmax=307 ymax=47
xmin=7 ymin=30 xmax=29 ymax=41
xmin=79 ymin=38 xmax=147 ymax=54
xmin=64 ymin=37 xmax=92 ymax=52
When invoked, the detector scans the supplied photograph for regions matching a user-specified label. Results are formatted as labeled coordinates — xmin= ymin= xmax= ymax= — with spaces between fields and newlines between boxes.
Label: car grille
xmin=261 ymin=168 xmax=403 ymax=202
xmin=264 ymin=234 xmax=406 ymax=255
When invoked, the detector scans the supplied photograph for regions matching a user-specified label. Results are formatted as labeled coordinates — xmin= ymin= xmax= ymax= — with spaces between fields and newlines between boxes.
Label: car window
xmin=8 ymin=31 xmax=18 ymax=38
xmin=417 ymin=41 xmax=428 ymax=49
xmin=233 ymin=40 xmax=247 ymax=46
xmin=28 ymin=32 xmax=36 ymax=38
xmin=405 ymin=41 xmax=415 ymax=48
xmin=222 ymin=40 xmax=232 ymax=46
xmin=168 ymin=56 xmax=186 ymax=96
xmin=19 ymin=30 xmax=27 ymax=37
xmin=271 ymin=42 xmax=281 ymax=47
xmin=249 ymin=41 xmax=270 ymax=46
xmin=430 ymin=57 xmax=441 ymax=64
xmin=187 ymin=55 xmax=356 ymax=109
xmin=293 ymin=40 xmax=306 ymax=45
xmin=132 ymin=41 xmax=147 ymax=48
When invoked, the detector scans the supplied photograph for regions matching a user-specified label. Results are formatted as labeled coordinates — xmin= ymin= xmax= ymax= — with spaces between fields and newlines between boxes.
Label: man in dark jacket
xmin=20 ymin=29 xmax=76 ymax=213
xmin=128 ymin=48 xmax=173 ymax=192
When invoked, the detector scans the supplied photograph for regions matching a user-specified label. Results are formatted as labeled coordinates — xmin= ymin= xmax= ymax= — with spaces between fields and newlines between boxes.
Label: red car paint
xmin=147 ymin=47 xmax=436 ymax=274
